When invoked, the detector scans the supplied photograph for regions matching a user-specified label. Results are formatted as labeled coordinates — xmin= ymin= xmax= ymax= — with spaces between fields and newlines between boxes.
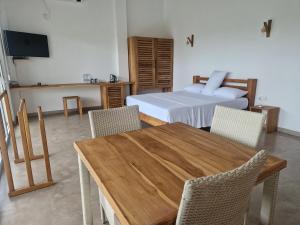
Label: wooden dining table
xmin=74 ymin=123 xmax=287 ymax=225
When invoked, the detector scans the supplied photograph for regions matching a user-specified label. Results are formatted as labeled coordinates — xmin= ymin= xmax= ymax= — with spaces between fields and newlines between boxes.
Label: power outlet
xmin=82 ymin=74 xmax=91 ymax=83
xmin=258 ymin=96 xmax=268 ymax=102
xmin=257 ymin=96 xmax=268 ymax=106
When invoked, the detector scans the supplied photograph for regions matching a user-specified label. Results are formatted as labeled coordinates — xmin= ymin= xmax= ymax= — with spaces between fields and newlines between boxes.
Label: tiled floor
xmin=0 ymin=113 xmax=299 ymax=225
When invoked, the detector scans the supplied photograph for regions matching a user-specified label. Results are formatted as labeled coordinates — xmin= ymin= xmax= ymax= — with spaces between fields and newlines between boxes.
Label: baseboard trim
xmin=278 ymin=127 xmax=300 ymax=138
xmin=27 ymin=106 xmax=102 ymax=118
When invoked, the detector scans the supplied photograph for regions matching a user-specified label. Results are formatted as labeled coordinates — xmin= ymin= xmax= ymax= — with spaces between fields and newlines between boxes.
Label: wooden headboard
xmin=193 ymin=75 xmax=257 ymax=109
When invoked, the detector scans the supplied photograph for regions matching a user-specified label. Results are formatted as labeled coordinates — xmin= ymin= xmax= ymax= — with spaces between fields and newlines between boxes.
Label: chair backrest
xmin=210 ymin=105 xmax=265 ymax=148
xmin=176 ymin=150 xmax=267 ymax=225
xmin=88 ymin=105 xmax=141 ymax=138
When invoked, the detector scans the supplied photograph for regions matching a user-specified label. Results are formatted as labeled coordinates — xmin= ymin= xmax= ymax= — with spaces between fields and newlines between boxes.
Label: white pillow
xmin=214 ymin=87 xmax=248 ymax=99
xmin=202 ymin=71 xmax=228 ymax=96
xmin=184 ymin=84 xmax=205 ymax=94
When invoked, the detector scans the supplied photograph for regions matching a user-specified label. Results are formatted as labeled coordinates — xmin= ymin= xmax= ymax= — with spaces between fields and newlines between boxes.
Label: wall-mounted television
xmin=3 ymin=30 xmax=49 ymax=58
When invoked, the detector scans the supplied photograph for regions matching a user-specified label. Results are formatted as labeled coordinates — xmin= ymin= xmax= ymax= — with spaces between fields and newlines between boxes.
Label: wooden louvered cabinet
xmin=128 ymin=37 xmax=173 ymax=95
xmin=155 ymin=38 xmax=173 ymax=89
xmin=100 ymin=82 xmax=125 ymax=109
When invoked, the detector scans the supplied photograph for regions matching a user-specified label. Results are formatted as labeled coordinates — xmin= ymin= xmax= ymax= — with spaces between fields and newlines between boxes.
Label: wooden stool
xmin=63 ymin=96 xmax=83 ymax=119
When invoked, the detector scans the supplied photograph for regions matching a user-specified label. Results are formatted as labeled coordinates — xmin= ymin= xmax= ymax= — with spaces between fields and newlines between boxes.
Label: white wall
xmin=0 ymin=0 xmax=7 ymax=28
xmin=113 ymin=0 xmax=129 ymax=80
xmin=127 ymin=0 xmax=167 ymax=37
xmin=3 ymin=0 xmax=119 ymax=113
xmin=3 ymin=0 xmax=169 ymax=114
xmin=164 ymin=0 xmax=300 ymax=132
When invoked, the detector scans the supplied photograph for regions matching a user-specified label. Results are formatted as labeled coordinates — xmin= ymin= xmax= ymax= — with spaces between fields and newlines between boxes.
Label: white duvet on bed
xmin=126 ymin=91 xmax=248 ymax=128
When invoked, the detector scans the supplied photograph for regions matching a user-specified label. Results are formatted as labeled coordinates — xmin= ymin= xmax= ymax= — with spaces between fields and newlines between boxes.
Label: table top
xmin=74 ymin=123 xmax=287 ymax=225
xmin=10 ymin=81 xmax=133 ymax=91
xmin=251 ymin=105 xmax=280 ymax=111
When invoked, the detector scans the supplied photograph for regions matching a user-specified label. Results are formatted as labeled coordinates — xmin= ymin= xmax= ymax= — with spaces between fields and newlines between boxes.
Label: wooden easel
xmin=0 ymin=94 xmax=54 ymax=197
xmin=0 ymin=91 xmax=42 ymax=163
xmin=1 ymin=91 xmax=20 ymax=163
xmin=16 ymin=99 xmax=44 ymax=163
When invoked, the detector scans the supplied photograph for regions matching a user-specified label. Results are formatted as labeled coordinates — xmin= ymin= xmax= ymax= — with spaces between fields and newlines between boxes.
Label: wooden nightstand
xmin=250 ymin=105 xmax=280 ymax=133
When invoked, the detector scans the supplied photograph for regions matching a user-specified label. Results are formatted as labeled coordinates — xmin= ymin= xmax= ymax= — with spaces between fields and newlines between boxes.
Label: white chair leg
xmin=78 ymin=155 xmax=93 ymax=225
xmin=260 ymin=172 xmax=280 ymax=225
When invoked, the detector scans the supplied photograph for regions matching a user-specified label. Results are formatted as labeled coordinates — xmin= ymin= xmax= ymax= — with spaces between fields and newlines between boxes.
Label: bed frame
xmin=140 ymin=75 xmax=257 ymax=126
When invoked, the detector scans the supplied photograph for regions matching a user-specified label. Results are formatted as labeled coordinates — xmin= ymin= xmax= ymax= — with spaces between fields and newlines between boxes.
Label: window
xmin=0 ymin=28 xmax=10 ymax=171
xmin=0 ymin=60 xmax=8 ymax=138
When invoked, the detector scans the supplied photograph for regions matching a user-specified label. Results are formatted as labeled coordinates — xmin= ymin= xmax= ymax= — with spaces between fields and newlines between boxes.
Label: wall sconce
xmin=186 ymin=34 xmax=194 ymax=47
xmin=261 ymin=19 xmax=272 ymax=38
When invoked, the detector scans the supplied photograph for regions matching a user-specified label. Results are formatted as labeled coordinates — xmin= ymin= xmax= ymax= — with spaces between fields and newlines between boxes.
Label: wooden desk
xmin=10 ymin=82 xmax=132 ymax=91
xmin=10 ymin=83 xmax=98 ymax=90
xmin=74 ymin=123 xmax=287 ymax=225
xmin=10 ymin=82 xmax=133 ymax=109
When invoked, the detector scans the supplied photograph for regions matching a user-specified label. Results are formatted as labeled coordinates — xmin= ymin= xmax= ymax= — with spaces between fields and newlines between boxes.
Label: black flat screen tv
xmin=3 ymin=30 xmax=49 ymax=58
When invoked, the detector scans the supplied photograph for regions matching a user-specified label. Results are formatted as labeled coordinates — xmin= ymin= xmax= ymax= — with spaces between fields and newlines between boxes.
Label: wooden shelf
xmin=10 ymin=82 xmax=133 ymax=91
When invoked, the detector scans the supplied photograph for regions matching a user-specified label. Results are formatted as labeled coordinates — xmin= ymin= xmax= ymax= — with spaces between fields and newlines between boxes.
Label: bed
xmin=126 ymin=75 xmax=257 ymax=128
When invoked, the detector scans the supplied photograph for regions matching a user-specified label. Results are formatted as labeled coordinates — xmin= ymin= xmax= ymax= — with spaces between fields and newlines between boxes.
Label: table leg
xmin=260 ymin=172 xmax=280 ymax=225
xmin=99 ymin=190 xmax=108 ymax=224
xmin=78 ymin=155 xmax=93 ymax=225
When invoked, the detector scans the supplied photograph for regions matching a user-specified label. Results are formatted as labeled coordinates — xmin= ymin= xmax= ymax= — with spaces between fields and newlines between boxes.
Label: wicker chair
xmin=89 ymin=105 xmax=141 ymax=137
xmin=88 ymin=105 xmax=141 ymax=225
xmin=176 ymin=150 xmax=268 ymax=225
xmin=210 ymin=105 xmax=265 ymax=148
